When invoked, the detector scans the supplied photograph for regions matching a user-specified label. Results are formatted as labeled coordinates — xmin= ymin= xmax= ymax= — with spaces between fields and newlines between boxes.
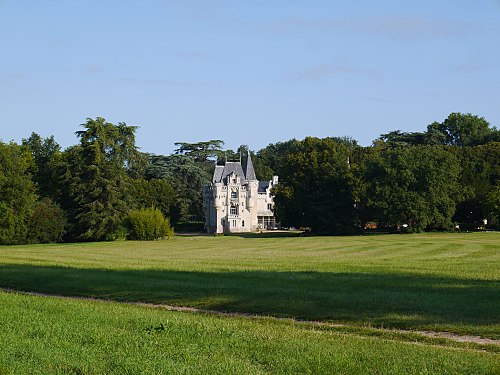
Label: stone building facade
xmin=203 ymin=152 xmax=278 ymax=233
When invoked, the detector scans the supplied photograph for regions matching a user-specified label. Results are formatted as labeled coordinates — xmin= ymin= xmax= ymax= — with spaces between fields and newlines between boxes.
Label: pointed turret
xmin=245 ymin=151 xmax=257 ymax=181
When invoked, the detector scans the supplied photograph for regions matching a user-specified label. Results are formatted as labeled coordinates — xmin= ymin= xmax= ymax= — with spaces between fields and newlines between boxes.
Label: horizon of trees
xmin=0 ymin=112 xmax=499 ymax=244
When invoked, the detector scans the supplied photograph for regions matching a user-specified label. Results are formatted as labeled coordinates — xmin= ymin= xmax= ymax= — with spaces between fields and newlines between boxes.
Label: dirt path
xmin=2 ymin=287 xmax=498 ymax=346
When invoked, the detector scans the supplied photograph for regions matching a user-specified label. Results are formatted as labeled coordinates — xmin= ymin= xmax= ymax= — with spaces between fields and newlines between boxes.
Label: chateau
xmin=203 ymin=152 xmax=278 ymax=233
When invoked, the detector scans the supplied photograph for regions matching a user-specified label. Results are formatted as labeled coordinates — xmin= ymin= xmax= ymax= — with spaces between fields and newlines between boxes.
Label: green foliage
xmin=129 ymin=178 xmax=175 ymax=218
xmin=22 ymin=132 xmax=63 ymax=200
xmin=361 ymin=145 xmax=461 ymax=231
xmin=125 ymin=207 xmax=174 ymax=240
xmin=173 ymin=139 xmax=224 ymax=162
xmin=146 ymin=154 xmax=211 ymax=223
xmin=484 ymin=186 xmax=500 ymax=229
xmin=253 ymin=139 xmax=300 ymax=181
xmin=378 ymin=113 xmax=496 ymax=148
xmin=377 ymin=129 xmax=445 ymax=146
xmin=0 ymin=142 xmax=37 ymax=244
xmin=4 ymin=112 xmax=499 ymax=243
xmin=27 ymin=197 xmax=66 ymax=243
xmin=454 ymin=142 xmax=500 ymax=228
xmin=65 ymin=117 xmax=141 ymax=241
xmin=174 ymin=221 xmax=205 ymax=233
xmin=427 ymin=112 xmax=493 ymax=147
xmin=372 ymin=113 xmax=498 ymax=232
xmin=273 ymin=137 xmax=356 ymax=233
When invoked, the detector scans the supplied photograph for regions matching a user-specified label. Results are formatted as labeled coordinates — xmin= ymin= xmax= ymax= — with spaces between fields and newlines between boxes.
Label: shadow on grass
xmin=1 ymin=264 xmax=498 ymax=336
xmin=227 ymin=231 xmax=302 ymax=238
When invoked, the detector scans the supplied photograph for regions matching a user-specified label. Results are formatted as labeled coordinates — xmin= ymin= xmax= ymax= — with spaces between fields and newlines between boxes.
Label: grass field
xmin=0 ymin=232 xmax=499 ymax=373
xmin=1 ymin=291 xmax=498 ymax=374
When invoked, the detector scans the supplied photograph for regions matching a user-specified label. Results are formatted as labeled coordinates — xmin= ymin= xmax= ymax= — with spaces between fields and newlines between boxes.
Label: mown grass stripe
xmin=1 ymin=290 xmax=499 ymax=374
xmin=2 ymin=287 xmax=499 ymax=349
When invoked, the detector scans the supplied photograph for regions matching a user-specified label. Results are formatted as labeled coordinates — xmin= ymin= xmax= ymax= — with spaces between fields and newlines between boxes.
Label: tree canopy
xmin=174 ymin=140 xmax=224 ymax=162
xmin=66 ymin=118 xmax=143 ymax=241
xmin=1 ymin=111 xmax=498 ymax=244
xmin=272 ymin=137 xmax=355 ymax=234
xmin=427 ymin=113 xmax=492 ymax=147
xmin=360 ymin=145 xmax=461 ymax=232
xmin=0 ymin=142 xmax=37 ymax=244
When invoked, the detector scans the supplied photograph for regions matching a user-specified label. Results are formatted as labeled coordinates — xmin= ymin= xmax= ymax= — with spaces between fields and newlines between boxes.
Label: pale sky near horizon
xmin=1 ymin=1 xmax=499 ymax=154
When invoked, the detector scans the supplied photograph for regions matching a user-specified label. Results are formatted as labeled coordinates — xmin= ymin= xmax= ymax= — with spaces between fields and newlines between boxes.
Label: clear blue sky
xmin=1 ymin=1 xmax=499 ymax=154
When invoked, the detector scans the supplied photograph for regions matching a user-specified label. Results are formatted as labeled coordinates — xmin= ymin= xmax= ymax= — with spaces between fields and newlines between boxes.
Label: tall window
xmin=231 ymin=191 xmax=237 ymax=198
xmin=230 ymin=206 xmax=237 ymax=215
xmin=267 ymin=203 xmax=272 ymax=210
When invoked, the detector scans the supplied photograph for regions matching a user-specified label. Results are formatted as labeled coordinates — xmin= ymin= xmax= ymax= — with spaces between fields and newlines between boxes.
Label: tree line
xmin=0 ymin=113 xmax=498 ymax=244
xmin=264 ymin=113 xmax=499 ymax=233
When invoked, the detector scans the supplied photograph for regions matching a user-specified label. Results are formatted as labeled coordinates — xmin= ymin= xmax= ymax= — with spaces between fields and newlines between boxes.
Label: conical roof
xmin=245 ymin=151 xmax=257 ymax=181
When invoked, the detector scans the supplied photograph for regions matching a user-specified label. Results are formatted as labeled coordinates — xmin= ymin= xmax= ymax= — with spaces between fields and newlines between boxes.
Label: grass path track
xmin=2 ymin=287 xmax=498 ymax=348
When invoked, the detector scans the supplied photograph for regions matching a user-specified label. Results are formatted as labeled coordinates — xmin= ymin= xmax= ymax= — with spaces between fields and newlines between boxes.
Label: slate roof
xmin=212 ymin=162 xmax=247 ymax=184
xmin=212 ymin=165 xmax=224 ymax=182
xmin=258 ymin=181 xmax=269 ymax=193
xmin=244 ymin=151 xmax=257 ymax=181
xmin=211 ymin=153 xmax=261 ymax=185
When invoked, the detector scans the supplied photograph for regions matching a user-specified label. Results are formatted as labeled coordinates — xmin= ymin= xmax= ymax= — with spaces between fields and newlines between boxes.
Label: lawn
xmin=0 ymin=291 xmax=498 ymax=374
xmin=1 ymin=232 xmax=498 ymax=338
xmin=1 ymin=232 xmax=499 ymax=373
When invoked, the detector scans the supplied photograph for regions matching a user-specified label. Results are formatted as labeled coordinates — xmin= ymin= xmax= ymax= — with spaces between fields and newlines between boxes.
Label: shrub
xmin=125 ymin=207 xmax=174 ymax=240
xmin=28 ymin=197 xmax=66 ymax=243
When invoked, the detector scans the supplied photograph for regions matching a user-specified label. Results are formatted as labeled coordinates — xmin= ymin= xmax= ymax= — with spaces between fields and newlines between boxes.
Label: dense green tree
xmin=0 ymin=142 xmax=37 ymax=244
xmin=327 ymin=136 xmax=359 ymax=150
xmin=272 ymin=137 xmax=355 ymax=233
xmin=146 ymin=154 xmax=211 ymax=223
xmin=427 ymin=113 xmax=492 ymax=147
xmin=484 ymin=186 xmax=500 ymax=229
xmin=174 ymin=140 xmax=224 ymax=162
xmin=22 ymin=132 xmax=64 ymax=200
xmin=485 ymin=128 xmax=500 ymax=143
xmin=66 ymin=117 xmax=141 ymax=241
xmin=229 ymin=144 xmax=250 ymax=166
xmin=57 ymin=145 xmax=83 ymax=236
xmin=252 ymin=157 xmax=274 ymax=182
xmin=253 ymin=139 xmax=300 ymax=181
xmin=129 ymin=178 xmax=175 ymax=218
xmin=377 ymin=130 xmax=445 ymax=146
xmin=361 ymin=145 xmax=461 ymax=232
xmin=453 ymin=142 xmax=500 ymax=228
xmin=215 ymin=147 xmax=241 ymax=165
xmin=348 ymin=146 xmax=372 ymax=226
xmin=378 ymin=113 xmax=497 ymax=148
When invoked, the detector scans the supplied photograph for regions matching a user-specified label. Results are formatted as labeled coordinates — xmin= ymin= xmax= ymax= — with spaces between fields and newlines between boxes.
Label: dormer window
xmin=233 ymin=178 xmax=237 ymax=184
